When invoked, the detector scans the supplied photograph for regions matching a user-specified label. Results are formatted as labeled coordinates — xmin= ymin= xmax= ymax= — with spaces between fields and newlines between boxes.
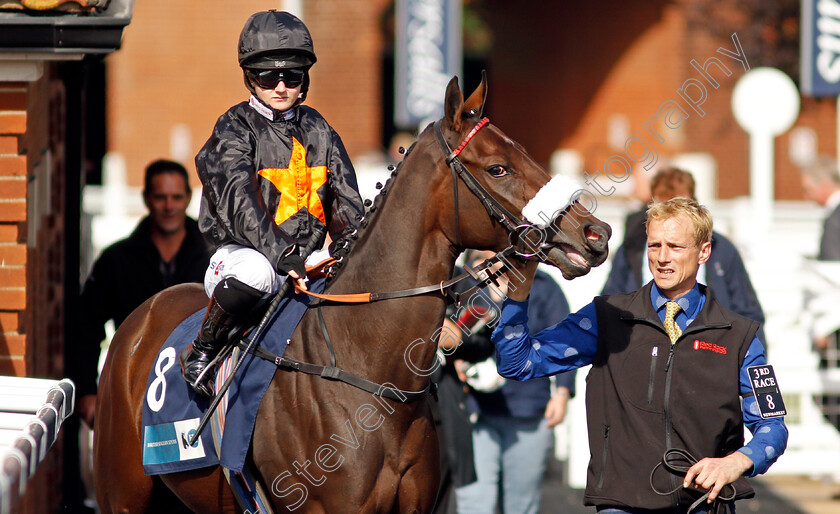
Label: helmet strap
xmin=298 ymin=71 xmax=310 ymax=103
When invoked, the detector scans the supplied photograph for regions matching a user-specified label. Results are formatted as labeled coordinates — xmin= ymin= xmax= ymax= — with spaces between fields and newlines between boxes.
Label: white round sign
xmin=732 ymin=67 xmax=800 ymax=136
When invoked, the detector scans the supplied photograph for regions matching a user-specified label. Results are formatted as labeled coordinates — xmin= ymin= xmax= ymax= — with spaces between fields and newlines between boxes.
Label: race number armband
xmin=746 ymin=365 xmax=787 ymax=418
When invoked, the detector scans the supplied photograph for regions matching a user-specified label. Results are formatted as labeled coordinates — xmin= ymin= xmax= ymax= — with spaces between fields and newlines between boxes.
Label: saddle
xmin=141 ymin=277 xmax=327 ymax=476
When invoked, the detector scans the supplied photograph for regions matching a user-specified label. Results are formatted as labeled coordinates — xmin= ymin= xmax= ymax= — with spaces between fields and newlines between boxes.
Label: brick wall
xmin=2 ymin=67 xmax=67 ymax=381
xmin=108 ymin=0 xmax=392 ymax=188
xmin=29 ymin=71 xmax=66 ymax=380
xmin=107 ymin=0 xmax=270 ymax=187
xmin=482 ymin=0 xmax=835 ymax=200
xmin=482 ymin=0 xmax=675 ymax=173
xmin=305 ymin=0 xmax=391 ymax=159
xmin=108 ymin=1 xmax=836 ymax=197
xmin=0 ymin=63 xmax=67 ymax=514
xmin=0 ymin=82 xmax=28 ymax=377
xmin=679 ymin=17 xmax=828 ymax=200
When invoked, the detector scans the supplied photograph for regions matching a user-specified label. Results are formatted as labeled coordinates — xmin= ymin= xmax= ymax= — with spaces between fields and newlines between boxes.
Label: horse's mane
xmin=326 ymin=124 xmax=432 ymax=284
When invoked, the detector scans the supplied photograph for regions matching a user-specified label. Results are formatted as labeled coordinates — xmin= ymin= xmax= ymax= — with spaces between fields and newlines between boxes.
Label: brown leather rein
xmin=295 ymin=250 xmax=516 ymax=305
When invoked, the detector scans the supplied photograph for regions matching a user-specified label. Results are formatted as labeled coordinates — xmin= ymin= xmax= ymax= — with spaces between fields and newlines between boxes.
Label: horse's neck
xmin=333 ymin=142 xmax=455 ymax=292
xmin=320 ymin=144 xmax=455 ymax=388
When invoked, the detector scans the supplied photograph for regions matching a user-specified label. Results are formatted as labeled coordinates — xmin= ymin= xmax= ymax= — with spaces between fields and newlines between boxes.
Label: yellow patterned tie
xmin=664 ymin=301 xmax=682 ymax=344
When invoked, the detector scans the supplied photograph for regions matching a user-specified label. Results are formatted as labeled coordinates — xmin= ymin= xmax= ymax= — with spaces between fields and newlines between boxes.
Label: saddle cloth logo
xmin=143 ymin=418 xmax=206 ymax=466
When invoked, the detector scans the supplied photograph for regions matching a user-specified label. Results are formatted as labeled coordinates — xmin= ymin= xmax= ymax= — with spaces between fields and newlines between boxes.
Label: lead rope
xmin=650 ymin=448 xmax=739 ymax=513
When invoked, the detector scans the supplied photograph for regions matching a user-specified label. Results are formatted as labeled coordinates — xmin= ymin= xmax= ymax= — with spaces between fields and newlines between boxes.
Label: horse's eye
xmin=487 ymin=165 xmax=510 ymax=178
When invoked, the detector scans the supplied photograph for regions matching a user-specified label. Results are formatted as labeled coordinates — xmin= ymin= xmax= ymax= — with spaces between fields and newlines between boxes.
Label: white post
xmin=102 ymin=152 xmax=128 ymax=218
xmin=732 ymin=68 xmax=800 ymax=249
xmin=282 ymin=0 xmax=303 ymax=18
xmin=749 ymin=133 xmax=774 ymax=237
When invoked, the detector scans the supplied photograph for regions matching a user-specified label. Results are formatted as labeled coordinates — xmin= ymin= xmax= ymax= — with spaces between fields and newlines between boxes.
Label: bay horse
xmin=93 ymin=75 xmax=611 ymax=513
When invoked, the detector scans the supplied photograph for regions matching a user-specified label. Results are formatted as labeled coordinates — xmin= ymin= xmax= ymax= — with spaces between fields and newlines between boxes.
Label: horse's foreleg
xmin=395 ymin=413 xmax=440 ymax=514
xmin=396 ymin=453 xmax=440 ymax=513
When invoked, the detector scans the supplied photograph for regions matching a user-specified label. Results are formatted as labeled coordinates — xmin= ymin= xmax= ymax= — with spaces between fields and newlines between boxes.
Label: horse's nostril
xmin=584 ymin=226 xmax=601 ymax=242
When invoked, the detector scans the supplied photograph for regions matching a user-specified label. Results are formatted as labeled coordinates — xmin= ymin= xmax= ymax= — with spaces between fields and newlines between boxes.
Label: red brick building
xmin=0 ymin=2 xmax=131 ymax=511
xmin=479 ymin=0 xmax=820 ymax=200
xmin=107 ymin=1 xmax=828 ymax=201
xmin=106 ymin=0 xmax=391 ymax=188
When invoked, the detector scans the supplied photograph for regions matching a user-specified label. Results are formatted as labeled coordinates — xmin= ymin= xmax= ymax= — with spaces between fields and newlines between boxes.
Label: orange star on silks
xmin=257 ymin=137 xmax=329 ymax=225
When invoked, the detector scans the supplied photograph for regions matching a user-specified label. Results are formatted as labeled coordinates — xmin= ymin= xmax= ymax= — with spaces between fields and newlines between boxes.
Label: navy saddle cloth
xmin=141 ymin=278 xmax=325 ymax=475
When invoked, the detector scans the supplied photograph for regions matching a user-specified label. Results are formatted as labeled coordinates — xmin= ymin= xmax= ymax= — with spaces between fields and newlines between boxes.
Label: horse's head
xmin=431 ymin=73 xmax=611 ymax=279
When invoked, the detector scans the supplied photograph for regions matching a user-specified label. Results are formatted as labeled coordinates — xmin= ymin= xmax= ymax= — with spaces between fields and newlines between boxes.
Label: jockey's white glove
xmin=305 ymin=248 xmax=332 ymax=267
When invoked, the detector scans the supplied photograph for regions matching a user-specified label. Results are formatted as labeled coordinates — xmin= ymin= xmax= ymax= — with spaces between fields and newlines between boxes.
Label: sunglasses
xmin=247 ymin=68 xmax=305 ymax=89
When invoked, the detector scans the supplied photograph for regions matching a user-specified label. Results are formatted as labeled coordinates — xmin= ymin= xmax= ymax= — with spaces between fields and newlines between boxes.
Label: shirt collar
xmin=650 ymin=282 xmax=702 ymax=318
xmin=826 ymin=189 xmax=840 ymax=214
xmin=249 ymin=95 xmax=298 ymax=122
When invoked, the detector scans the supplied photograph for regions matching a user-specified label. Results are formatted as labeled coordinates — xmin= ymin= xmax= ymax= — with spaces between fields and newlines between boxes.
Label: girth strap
xmin=317 ymin=304 xmax=337 ymax=368
xmin=245 ymin=343 xmax=431 ymax=403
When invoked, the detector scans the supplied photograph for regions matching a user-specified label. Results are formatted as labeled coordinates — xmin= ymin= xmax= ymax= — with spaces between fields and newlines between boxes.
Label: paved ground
xmin=755 ymin=475 xmax=840 ymax=514
xmin=539 ymin=458 xmax=840 ymax=513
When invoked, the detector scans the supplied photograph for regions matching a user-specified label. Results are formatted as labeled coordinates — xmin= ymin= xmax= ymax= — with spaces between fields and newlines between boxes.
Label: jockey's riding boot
xmin=181 ymin=296 xmax=235 ymax=397
xmin=181 ymin=277 xmax=264 ymax=397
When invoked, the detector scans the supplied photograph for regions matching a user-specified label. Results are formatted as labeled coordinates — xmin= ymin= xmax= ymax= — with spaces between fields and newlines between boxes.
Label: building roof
xmin=0 ymin=0 xmax=133 ymax=54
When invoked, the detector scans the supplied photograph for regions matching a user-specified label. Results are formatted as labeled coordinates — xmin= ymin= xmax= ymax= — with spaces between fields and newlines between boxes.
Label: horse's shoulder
xmin=110 ymin=284 xmax=207 ymax=366
xmin=149 ymin=283 xmax=207 ymax=310
xmin=120 ymin=283 xmax=207 ymax=337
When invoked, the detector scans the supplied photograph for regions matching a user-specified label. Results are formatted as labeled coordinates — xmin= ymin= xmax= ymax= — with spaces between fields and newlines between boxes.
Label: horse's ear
xmin=462 ymin=70 xmax=488 ymax=117
xmin=444 ymin=75 xmax=464 ymax=131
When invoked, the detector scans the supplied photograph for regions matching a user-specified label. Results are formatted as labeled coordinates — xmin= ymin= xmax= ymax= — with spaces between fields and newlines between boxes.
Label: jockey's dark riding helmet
xmin=238 ymin=10 xmax=317 ymax=105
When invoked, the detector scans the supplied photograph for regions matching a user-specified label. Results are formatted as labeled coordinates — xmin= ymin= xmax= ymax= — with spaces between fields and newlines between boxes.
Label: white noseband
xmin=522 ymin=174 xmax=583 ymax=228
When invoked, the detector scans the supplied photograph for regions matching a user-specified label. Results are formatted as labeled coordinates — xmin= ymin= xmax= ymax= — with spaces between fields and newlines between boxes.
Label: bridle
xmin=433 ymin=116 xmax=540 ymax=253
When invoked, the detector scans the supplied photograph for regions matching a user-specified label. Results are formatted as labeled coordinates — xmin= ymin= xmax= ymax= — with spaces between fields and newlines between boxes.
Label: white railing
xmin=0 ymin=377 xmax=75 ymax=513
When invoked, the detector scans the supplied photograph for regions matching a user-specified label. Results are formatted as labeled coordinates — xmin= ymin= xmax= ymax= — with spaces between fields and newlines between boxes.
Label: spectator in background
xmin=800 ymin=156 xmax=840 ymax=431
xmin=71 ymin=159 xmax=212 ymax=427
xmin=431 ymin=317 xmax=476 ymax=514
xmin=443 ymin=250 xmax=575 ymax=514
xmin=602 ymin=166 xmax=766 ymax=345
xmin=801 ymin=155 xmax=840 ymax=261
